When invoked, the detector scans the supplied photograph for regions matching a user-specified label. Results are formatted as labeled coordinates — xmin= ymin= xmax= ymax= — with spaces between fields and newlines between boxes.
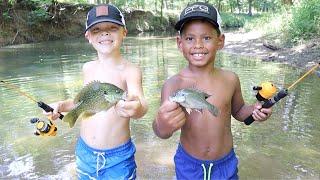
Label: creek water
xmin=0 ymin=34 xmax=319 ymax=179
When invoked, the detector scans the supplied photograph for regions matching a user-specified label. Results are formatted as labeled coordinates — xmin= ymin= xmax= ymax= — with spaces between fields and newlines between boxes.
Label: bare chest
xmin=86 ymin=65 xmax=127 ymax=90
xmin=179 ymin=77 xmax=234 ymax=109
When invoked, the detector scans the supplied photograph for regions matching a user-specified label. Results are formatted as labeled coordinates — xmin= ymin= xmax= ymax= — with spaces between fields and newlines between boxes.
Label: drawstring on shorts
xmin=201 ymin=163 xmax=213 ymax=180
xmin=94 ymin=151 xmax=106 ymax=177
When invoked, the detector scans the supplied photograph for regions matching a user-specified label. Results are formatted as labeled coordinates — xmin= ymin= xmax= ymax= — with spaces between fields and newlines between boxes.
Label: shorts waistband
xmin=77 ymin=137 xmax=134 ymax=156
xmin=177 ymin=143 xmax=236 ymax=165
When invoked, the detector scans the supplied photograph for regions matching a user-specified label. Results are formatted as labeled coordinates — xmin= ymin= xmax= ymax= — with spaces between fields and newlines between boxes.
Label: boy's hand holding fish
xmin=115 ymin=94 xmax=145 ymax=119
xmin=153 ymin=100 xmax=187 ymax=139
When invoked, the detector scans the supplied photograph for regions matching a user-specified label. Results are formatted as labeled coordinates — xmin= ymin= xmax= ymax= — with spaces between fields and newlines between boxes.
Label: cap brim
xmin=174 ymin=16 xmax=219 ymax=31
xmin=85 ymin=19 xmax=125 ymax=32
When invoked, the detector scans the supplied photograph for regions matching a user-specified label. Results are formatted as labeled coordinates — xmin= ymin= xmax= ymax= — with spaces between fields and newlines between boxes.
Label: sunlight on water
xmin=0 ymin=35 xmax=319 ymax=179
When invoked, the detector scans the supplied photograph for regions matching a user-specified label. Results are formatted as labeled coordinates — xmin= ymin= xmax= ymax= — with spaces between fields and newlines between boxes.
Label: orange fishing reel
xmin=253 ymin=82 xmax=277 ymax=102
xmin=30 ymin=117 xmax=57 ymax=136
xmin=245 ymin=81 xmax=288 ymax=125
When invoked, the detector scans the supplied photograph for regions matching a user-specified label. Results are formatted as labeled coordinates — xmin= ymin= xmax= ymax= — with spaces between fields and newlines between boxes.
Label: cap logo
xmin=184 ymin=5 xmax=209 ymax=15
xmin=96 ymin=6 xmax=108 ymax=17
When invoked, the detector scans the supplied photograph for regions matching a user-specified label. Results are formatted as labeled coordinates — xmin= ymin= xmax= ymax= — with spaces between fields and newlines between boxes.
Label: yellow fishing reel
xmin=30 ymin=117 xmax=57 ymax=136
xmin=253 ymin=82 xmax=277 ymax=101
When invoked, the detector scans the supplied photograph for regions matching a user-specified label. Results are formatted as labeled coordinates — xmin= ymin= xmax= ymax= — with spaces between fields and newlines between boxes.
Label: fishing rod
xmin=244 ymin=62 xmax=320 ymax=125
xmin=0 ymin=80 xmax=64 ymax=119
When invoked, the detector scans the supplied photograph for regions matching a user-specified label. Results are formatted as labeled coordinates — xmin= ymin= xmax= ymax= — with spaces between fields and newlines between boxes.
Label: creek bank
xmin=0 ymin=3 xmax=174 ymax=47
xmin=1 ymin=3 xmax=319 ymax=70
xmin=223 ymin=30 xmax=320 ymax=69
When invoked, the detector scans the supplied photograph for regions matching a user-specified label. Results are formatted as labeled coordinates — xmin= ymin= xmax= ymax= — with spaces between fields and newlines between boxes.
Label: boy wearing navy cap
xmin=46 ymin=4 xmax=148 ymax=179
xmin=153 ymin=2 xmax=272 ymax=179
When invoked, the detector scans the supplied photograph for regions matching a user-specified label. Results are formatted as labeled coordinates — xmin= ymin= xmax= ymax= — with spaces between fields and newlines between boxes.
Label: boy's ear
xmin=123 ymin=28 xmax=128 ymax=37
xmin=217 ymin=34 xmax=225 ymax=49
xmin=85 ymin=31 xmax=91 ymax=43
xmin=176 ymin=36 xmax=183 ymax=52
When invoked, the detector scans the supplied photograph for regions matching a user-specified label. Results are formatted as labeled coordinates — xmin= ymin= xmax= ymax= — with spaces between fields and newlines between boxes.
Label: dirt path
xmin=222 ymin=30 xmax=320 ymax=69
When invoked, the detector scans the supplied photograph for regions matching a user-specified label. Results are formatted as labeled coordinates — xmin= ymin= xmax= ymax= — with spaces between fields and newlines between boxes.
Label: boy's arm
xmin=231 ymin=74 xmax=272 ymax=122
xmin=153 ymin=79 xmax=186 ymax=139
xmin=116 ymin=65 xmax=148 ymax=119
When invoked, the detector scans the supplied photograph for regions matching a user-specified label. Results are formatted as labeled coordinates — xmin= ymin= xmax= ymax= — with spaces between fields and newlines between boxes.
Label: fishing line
xmin=1 ymin=80 xmax=38 ymax=102
xmin=287 ymin=62 xmax=320 ymax=90
xmin=0 ymin=80 xmax=64 ymax=119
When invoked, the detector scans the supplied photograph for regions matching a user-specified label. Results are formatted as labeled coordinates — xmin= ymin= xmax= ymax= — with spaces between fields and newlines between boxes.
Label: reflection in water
xmin=0 ymin=35 xmax=319 ymax=179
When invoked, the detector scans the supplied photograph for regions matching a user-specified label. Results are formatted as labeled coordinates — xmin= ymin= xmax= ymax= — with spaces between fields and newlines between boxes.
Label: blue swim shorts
xmin=75 ymin=137 xmax=137 ymax=180
xmin=174 ymin=143 xmax=238 ymax=180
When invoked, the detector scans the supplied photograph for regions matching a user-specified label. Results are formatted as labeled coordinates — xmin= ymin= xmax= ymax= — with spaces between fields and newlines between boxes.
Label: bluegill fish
xmin=169 ymin=88 xmax=219 ymax=117
xmin=63 ymin=81 xmax=125 ymax=127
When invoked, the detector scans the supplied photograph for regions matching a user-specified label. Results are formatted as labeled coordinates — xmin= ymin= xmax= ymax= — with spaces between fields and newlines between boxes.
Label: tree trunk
xmin=282 ymin=0 xmax=293 ymax=5
xmin=217 ymin=0 xmax=222 ymax=12
xmin=248 ymin=0 xmax=252 ymax=16
xmin=160 ymin=0 xmax=163 ymax=21
xmin=229 ymin=1 xmax=233 ymax=13
xmin=155 ymin=0 xmax=158 ymax=13
xmin=237 ymin=0 xmax=241 ymax=13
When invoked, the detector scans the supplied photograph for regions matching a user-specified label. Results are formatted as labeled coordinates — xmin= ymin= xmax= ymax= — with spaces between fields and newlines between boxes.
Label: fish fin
xmin=208 ymin=105 xmax=220 ymax=117
xmin=62 ymin=109 xmax=78 ymax=128
xmin=79 ymin=111 xmax=96 ymax=119
xmin=186 ymin=108 xmax=192 ymax=114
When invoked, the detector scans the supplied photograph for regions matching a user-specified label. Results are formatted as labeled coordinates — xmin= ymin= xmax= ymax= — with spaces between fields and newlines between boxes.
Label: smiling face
xmin=85 ymin=22 xmax=127 ymax=55
xmin=177 ymin=19 xmax=224 ymax=68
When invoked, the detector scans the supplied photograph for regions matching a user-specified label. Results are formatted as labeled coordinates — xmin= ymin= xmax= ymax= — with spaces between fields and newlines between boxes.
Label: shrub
xmin=288 ymin=0 xmax=320 ymax=41
xmin=28 ymin=8 xmax=51 ymax=26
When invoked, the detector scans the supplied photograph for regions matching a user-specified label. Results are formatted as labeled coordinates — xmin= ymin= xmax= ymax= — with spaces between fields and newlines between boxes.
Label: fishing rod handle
xmin=37 ymin=101 xmax=64 ymax=120
xmin=244 ymin=89 xmax=288 ymax=125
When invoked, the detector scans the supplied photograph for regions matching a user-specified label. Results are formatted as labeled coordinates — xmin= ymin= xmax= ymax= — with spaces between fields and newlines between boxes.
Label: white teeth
xmin=99 ymin=40 xmax=112 ymax=44
xmin=192 ymin=53 xmax=205 ymax=57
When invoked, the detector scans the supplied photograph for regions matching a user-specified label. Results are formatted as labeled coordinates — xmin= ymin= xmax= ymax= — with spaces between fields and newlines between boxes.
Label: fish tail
xmin=62 ymin=110 xmax=78 ymax=128
xmin=208 ymin=105 xmax=220 ymax=117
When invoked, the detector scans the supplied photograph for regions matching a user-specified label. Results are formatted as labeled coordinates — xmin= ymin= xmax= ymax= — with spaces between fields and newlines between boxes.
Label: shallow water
xmin=0 ymin=34 xmax=319 ymax=179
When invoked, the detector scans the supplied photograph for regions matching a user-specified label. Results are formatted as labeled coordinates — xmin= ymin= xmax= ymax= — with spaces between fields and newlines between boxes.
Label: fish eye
xmin=104 ymin=91 xmax=108 ymax=95
xmin=116 ymin=90 xmax=120 ymax=93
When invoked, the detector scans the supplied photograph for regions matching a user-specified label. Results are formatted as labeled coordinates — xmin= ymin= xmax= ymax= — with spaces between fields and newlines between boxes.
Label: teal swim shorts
xmin=75 ymin=137 xmax=136 ymax=180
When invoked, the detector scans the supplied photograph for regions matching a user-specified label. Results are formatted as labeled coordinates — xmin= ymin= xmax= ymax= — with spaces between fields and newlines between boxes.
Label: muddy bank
xmin=223 ymin=30 xmax=320 ymax=69
xmin=0 ymin=3 xmax=173 ymax=47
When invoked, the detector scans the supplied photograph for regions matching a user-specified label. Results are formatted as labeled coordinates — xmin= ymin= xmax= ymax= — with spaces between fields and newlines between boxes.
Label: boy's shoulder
xmin=82 ymin=60 xmax=97 ymax=72
xmin=123 ymin=61 xmax=142 ymax=76
xmin=216 ymin=68 xmax=240 ymax=85
xmin=83 ymin=59 xmax=97 ymax=67
xmin=162 ymin=71 xmax=191 ymax=91
xmin=217 ymin=68 xmax=238 ymax=78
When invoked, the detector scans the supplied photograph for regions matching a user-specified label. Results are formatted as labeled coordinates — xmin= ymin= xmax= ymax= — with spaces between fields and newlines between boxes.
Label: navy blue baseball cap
xmin=85 ymin=4 xmax=126 ymax=32
xmin=175 ymin=2 xmax=221 ymax=32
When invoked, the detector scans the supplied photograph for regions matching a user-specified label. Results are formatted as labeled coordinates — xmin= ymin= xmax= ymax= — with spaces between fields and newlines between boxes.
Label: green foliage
xmin=54 ymin=0 xmax=88 ymax=4
xmin=220 ymin=13 xmax=245 ymax=28
xmin=288 ymin=0 xmax=320 ymax=41
xmin=242 ymin=13 xmax=274 ymax=31
xmin=28 ymin=8 xmax=51 ymax=26
xmin=2 ymin=11 xmax=12 ymax=22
